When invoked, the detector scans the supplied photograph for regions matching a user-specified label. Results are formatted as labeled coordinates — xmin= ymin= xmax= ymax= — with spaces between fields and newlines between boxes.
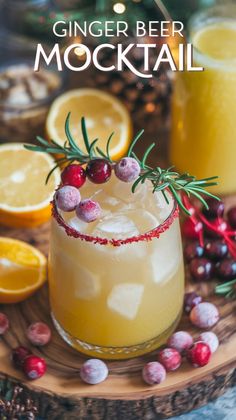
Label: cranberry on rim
xmin=86 ymin=159 xmax=112 ymax=184
xmin=61 ymin=164 xmax=86 ymax=188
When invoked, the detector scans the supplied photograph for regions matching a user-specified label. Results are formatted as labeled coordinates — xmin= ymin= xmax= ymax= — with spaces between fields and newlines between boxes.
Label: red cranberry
xmin=61 ymin=164 xmax=86 ymax=188
xmin=0 ymin=313 xmax=9 ymax=334
xmin=184 ymin=242 xmax=204 ymax=262
xmin=158 ymin=348 xmax=182 ymax=371
xmin=12 ymin=346 xmax=32 ymax=369
xmin=228 ymin=207 xmax=236 ymax=229
xmin=202 ymin=198 xmax=224 ymax=219
xmin=217 ymin=259 xmax=236 ymax=280
xmin=187 ymin=342 xmax=211 ymax=367
xmin=182 ymin=219 xmax=203 ymax=240
xmin=184 ymin=292 xmax=202 ymax=313
xmin=204 ymin=240 xmax=228 ymax=260
xmin=86 ymin=159 xmax=112 ymax=184
xmin=23 ymin=355 xmax=46 ymax=380
xmin=205 ymin=219 xmax=229 ymax=239
xmin=27 ymin=322 xmax=51 ymax=346
xmin=189 ymin=258 xmax=213 ymax=281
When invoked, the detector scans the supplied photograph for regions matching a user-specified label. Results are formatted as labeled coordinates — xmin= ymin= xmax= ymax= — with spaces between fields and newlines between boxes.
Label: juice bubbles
xmin=48 ymin=176 xmax=184 ymax=359
xmin=170 ymin=6 xmax=236 ymax=195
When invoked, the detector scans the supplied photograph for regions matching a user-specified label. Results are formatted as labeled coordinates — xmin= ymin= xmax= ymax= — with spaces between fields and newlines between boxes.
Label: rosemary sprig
xmin=24 ymin=114 xmax=219 ymax=215
xmin=215 ymin=279 xmax=236 ymax=299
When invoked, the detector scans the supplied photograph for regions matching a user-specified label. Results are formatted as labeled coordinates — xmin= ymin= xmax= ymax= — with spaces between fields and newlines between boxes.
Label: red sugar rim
xmin=52 ymin=199 xmax=179 ymax=247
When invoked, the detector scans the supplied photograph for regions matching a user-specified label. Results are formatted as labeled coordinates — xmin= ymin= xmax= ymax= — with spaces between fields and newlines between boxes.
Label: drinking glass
xmin=48 ymin=177 xmax=184 ymax=359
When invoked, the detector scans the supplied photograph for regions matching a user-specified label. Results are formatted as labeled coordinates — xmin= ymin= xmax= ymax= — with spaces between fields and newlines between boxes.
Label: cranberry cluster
xmin=55 ymin=157 xmax=140 ymax=223
xmin=0 ymin=315 xmax=50 ymax=380
xmin=182 ymin=198 xmax=236 ymax=282
xmin=142 ymin=294 xmax=219 ymax=385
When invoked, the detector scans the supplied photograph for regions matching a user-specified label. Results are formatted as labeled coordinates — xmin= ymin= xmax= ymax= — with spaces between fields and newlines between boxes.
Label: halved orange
xmin=46 ymin=88 xmax=132 ymax=161
xmin=0 ymin=143 xmax=60 ymax=228
xmin=0 ymin=237 xmax=47 ymax=303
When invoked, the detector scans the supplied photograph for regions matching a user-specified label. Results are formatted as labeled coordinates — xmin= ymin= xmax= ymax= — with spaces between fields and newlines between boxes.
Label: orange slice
xmin=0 ymin=237 xmax=47 ymax=303
xmin=0 ymin=143 xmax=60 ymax=227
xmin=46 ymin=88 xmax=132 ymax=160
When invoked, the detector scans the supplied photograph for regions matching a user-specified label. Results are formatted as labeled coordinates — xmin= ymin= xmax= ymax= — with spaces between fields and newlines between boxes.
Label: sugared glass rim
xmin=189 ymin=4 xmax=236 ymax=70
xmin=51 ymin=197 xmax=179 ymax=247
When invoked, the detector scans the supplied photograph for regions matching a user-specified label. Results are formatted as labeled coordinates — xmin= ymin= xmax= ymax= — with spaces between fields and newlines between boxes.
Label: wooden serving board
xmin=0 ymin=197 xmax=236 ymax=419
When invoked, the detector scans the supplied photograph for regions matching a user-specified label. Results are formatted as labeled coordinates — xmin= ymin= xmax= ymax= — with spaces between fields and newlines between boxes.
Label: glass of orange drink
xmin=170 ymin=5 xmax=236 ymax=195
xmin=48 ymin=175 xmax=184 ymax=359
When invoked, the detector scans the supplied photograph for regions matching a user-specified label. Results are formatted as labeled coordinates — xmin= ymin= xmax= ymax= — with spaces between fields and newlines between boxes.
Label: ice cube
xmin=68 ymin=216 xmax=88 ymax=233
xmin=92 ymin=214 xmax=139 ymax=239
xmin=107 ymin=283 xmax=144 ymax=320
xmin=149 ymin=253 xmax=179 ymax=285
xmin=113 ymin=179 xmax=148 ymax=204
xmin=152 ymin=191 xmax=174 ymax=221
xmin=74 ymin=266 xmax=100 ymax=300
xmin=125 ymin=209 xmax=159 ymax=234
xmin=149 ymin=220 xmax=182 ymax=284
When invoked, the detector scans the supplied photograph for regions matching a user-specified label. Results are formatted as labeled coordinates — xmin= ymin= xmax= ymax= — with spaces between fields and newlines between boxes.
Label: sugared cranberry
xmin=205 ymin=219 xmax=229 ymax=239
xmin=158 ymin=348 xmax=182 ymax=371
xmin=167 ymin=331 xmax=193 ymax=354
xmin=187 ymin=342 xmax=211 ymax=367
xmin=184 ymin=292 xmax=203 ymax=313
xmin=55 ymin=186 xmax=81 ymax=212
xmin=142 ymin=362 xmax=166 ymax=385
xmin=0 ymin=313 xmax=9 ymax=334
xmin=12 ymin=346 xmax=32 ymax=369
xmin=184 ymin=242 xmax=204 ymax=262
xmin=202 ymin=198 xmax=224 ymax=219
xmin=198 ymin=332 xmax=219 ymax=353
xmin=61 ymin=164 xmax=86 ymax=188
xmin=76 ymin=199 xmax=101 ymax=223
xmin=80 ymin=359 xmax=108 ymax=385
xmin=217 ymin=259 xmax=236 ymax=280
xmin=23 ymin=355 xmax=46 ymax=380
xmin=182 ymin=218 xmax=203 ymax=240
xmin=26 ymin=322 xmax=51 ymax=346
xmin=228 ymin=207 xmax=236 ymax=229
xmin=190 ymin=302 xmax=219 ymax=328
xmin=189 ymin=258 xmax=213 ymax=281
xmin=204 ymin=240 xmax=228 ymax=260
xmin=114 ymin=157 xmax=140 ymax=183
xmin=86 ymin=159 xmax=112 ymax=184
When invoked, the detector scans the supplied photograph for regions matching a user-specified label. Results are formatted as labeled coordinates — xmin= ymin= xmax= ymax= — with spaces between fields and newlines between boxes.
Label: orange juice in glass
xmin=170 ymin=5 xmax=236 ymax=195
xmin=49 ymin=176 xmax=184 ymax=359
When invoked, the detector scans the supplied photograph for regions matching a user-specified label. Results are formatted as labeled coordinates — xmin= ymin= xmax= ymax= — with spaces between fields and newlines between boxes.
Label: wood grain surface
xmin=0 ymin=194 xmax=236 ymax=419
